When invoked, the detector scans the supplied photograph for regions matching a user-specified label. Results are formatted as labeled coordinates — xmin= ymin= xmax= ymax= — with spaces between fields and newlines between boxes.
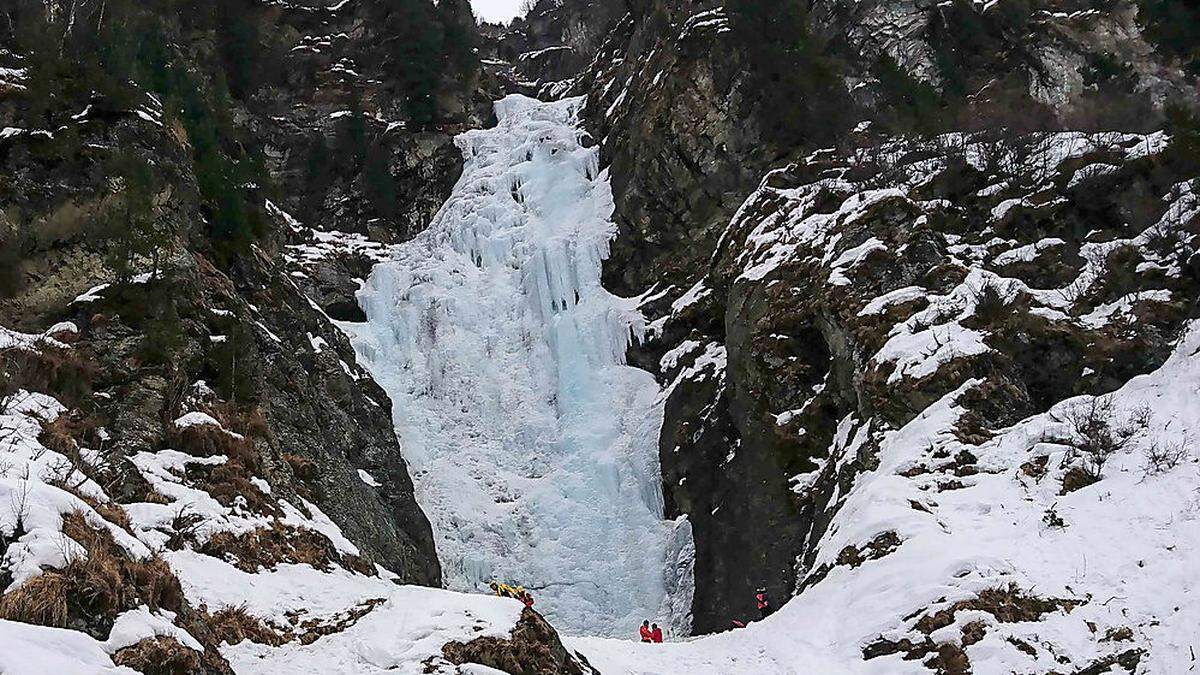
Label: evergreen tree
xmin=102 ymin=150 xmax=172 ymax=283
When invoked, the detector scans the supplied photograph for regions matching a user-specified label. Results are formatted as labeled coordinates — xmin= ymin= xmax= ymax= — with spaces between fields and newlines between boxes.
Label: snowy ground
xmin=565 ymin=318 xmax=1200 ymax=673
xmin=346 ymin=94 xmax=693 ymax=637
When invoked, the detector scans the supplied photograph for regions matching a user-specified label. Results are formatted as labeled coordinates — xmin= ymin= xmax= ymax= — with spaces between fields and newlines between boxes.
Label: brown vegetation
xmin=836 ymin=531 xmax=902 ymax=569
xmin=198 ymin=521 xmax=374 ymax=576
xmin=0 ymin=511 xmax=182 ymax=636
xmin=864 ymin=584 xmax=1081 ymax=673
xmin=442 ymin=607 xmax=583 ymax=675
xmin=1 ymin=342 xmax=97 ymax=408
xmin=112 ymin=636 xmax=201 ymax=674
xmin=207 ymin=604 xmax=289 ymax=647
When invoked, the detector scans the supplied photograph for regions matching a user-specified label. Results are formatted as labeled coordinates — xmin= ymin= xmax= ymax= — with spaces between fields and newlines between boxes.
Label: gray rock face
xmin=555 ymin=0 xmax=1199 ymax=634
xmin=478 ymin=0 xmax=626 ymax=91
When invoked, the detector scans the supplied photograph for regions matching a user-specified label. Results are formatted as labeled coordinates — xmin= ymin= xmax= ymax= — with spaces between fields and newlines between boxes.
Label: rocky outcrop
xmin=442 ymin=608 xmax=587 ymax=675
xmin=479 ymin=0 xmax=625 ymax=92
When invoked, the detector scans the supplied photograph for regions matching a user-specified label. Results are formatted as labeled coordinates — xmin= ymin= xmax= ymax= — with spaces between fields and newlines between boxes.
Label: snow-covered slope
xmin=566 ymin=316 xmax=1200 ymax=674
xmin=0 ymin=323 xmax=575 ymax=674
xmin=347 ymin=94 xmax=694 ymax=637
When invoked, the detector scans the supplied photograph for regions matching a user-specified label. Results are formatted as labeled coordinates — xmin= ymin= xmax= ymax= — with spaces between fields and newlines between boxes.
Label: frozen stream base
xmin=347 ymin=95 xmax=694 ymax=637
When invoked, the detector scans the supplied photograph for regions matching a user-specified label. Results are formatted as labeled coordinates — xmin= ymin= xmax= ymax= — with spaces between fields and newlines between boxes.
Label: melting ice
xmin=347 ymin=95 xmax=694 ymax=636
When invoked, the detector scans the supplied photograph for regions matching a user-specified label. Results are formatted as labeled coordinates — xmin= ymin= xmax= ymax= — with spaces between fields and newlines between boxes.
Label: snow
xmin=858 ymin=286 xmax=926 ymax=316
xmin=0 ymin=620 xmax=137 ymax=675
xmin=992 ymin=237 xmax=1065 ymax=266
xmin=0 ymin=320 xmax=550 ymax=673
xmin=105 ymin=606 xmax=204 ymax=653
xmin=72 ymin=282 xmax=110 ymax=304
xmin=0 ymin=391 xmax=150 ymax=587
xmin=173 ymin=411 xmax=243 ymax=439
xmin=670 ymin=279 xmax=711 ymax=314
xmin=226 ymin=591 xmax=520 ymax=675
xmin=357 ymin=469 xmax=382 ymax=487
xmin=167 ymin=549 xmax=526 ymax=675
xmin=569 ymin=322 xmax=1200 ymax=671
xmin=346 ymin=94 xmax=692 ymax=637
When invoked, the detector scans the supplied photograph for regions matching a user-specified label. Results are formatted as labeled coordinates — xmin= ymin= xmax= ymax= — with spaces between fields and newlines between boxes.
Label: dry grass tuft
xmin=208 ymin=604 xmax=289 ymax=647
xmin=22 ymin=511 xmax=186 ymax=629
xmin=3 ymin=342 xmax=97 ymax=407
xmin=199 ymin=523 xmax=340 ymax=573
xmin=169 ymin=407 xmax=279 ymax=516
xmin=283 ymin=453 xmax=317 ymax=482
xmin=198 ymin=521 xmax=375 ymax=577
xmin=112 ymin=636 xmax=201 ymax=675
xmin=0 ymin=571 xmax=70 ymax=626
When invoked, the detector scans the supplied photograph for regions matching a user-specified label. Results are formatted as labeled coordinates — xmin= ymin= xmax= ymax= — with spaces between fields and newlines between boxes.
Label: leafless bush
xmin=1056 ymin=398 xmax=1151 ymax=481
xmin=1043 ymin=505 xmax=1066 ymax=529
xmin=1143 ymin=436 xmax=1191 ymax=476
xmin=929 ymin=132 xmax=972 ymax=172
xmin=166 ymin=506 xmax=203 ymax=550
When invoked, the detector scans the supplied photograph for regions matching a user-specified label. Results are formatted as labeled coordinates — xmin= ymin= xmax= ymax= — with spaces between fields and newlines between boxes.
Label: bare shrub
xmin=166 ymin=506 xmax=204 ymax=550
xmin=0 ymin=348 xmax=20 ymax=416
xmin=1143 ymin=203 xmax=1200 ymax=277
xmin=967 ymin=279 xmax=1018 ymax=326
xmin=1056 ymin=398 xmax=1150 ymax=486
xmin=1143 ymin=436 xmax=1191 ymax=476
xmin=0 ymin=340 xmax=96 ymax=407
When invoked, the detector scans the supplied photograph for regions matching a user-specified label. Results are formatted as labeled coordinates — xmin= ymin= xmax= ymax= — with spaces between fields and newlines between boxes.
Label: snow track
xmin=348 ymin=95 xmax=693 ymax=637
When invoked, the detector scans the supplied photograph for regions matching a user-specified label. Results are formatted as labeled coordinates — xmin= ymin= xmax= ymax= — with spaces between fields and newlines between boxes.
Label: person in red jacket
xmin=639 ymin=620 xmax=652 ymax=642
xmin=650 ymin=623 xmax=664 ymax=643
xmin=756 ymin=588 xmax=775 ymax=619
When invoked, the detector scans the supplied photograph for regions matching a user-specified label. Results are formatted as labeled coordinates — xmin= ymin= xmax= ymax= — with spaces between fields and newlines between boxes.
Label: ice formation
xmin=348 ymin=95 xmax=693 ymax=636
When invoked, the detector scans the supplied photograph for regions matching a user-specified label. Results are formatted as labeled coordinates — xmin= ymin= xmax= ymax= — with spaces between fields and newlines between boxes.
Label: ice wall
xmin=347 ymin=95 xmax=693 ymax=636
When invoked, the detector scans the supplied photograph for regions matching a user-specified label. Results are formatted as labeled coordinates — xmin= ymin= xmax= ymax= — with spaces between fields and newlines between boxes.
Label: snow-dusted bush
xmin=1057 ymin=397 xmax=1151 ymax=483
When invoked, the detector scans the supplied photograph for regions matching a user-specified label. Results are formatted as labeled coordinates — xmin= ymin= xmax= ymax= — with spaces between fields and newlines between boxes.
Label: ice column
xmin=346 ymin=95 xmax=694 ymax=636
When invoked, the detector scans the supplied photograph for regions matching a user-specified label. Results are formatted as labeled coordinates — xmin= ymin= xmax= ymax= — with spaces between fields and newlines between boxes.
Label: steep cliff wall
xmin=567 ymin=0 xmax=1199 ymax=633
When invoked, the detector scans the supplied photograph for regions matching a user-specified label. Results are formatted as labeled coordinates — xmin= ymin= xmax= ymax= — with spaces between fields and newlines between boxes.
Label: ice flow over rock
xmin=348 ymin=95 xmax=694 ymax=636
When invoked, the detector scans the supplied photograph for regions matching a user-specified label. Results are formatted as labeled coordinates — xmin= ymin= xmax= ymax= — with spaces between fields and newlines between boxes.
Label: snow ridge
xmin=348 ymin=94 xmax=693 ymax=637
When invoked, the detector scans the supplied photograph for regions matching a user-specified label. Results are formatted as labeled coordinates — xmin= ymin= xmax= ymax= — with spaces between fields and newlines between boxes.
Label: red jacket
xmin=651 ymin=626 xmax=663 ymax=643
xmin=639 ymin=625 xmax=652 ymax=642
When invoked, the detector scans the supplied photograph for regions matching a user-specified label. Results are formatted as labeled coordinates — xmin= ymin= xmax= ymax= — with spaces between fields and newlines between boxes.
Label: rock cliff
xmin=551 ymin=0 xmax=1200 ymax=633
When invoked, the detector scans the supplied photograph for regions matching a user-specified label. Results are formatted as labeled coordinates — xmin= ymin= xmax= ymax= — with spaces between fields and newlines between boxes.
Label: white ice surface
xmin=347 ymin=94 xmax=692 ymax=637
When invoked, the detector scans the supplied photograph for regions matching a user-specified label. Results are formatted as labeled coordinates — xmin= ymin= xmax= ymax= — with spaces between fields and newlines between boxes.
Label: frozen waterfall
xmin=346 ymin=95 xmax=694 ymax=636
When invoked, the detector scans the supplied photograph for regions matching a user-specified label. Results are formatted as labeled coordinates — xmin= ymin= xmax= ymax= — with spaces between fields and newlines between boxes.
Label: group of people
xmin=489 ymin=581 xmax=535 ymax=609
xmin=638 ymin=620 xmax=665 ymax=643
xmin=490 ymin=582 xmax=774 ymax=642
xmin=639 ymin=588 xmax=776 ymax=641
